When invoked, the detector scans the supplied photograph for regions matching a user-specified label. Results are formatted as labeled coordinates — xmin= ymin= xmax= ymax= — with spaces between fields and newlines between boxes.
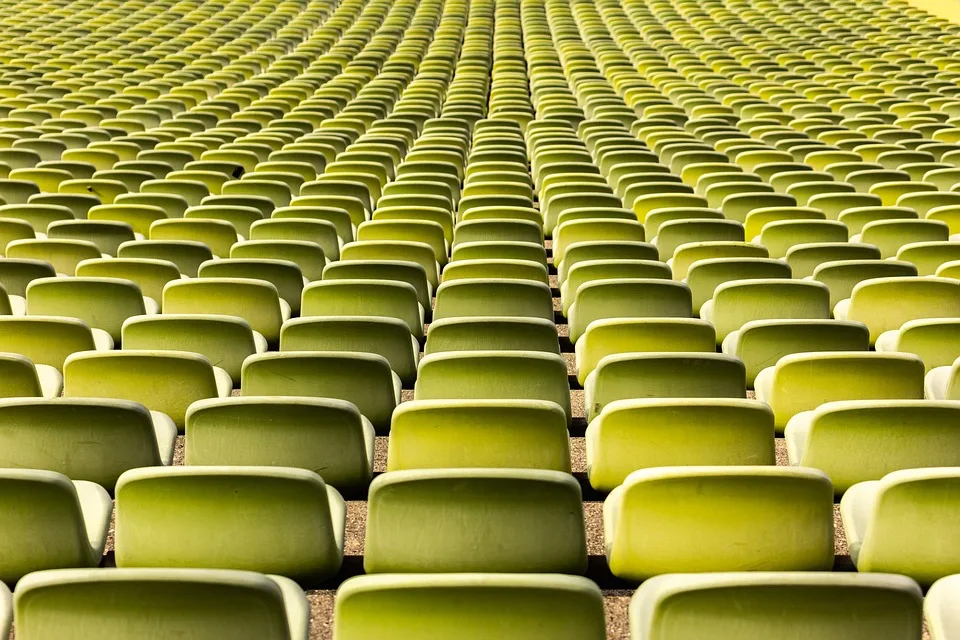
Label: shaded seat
xmin=301 ymin=279 xmax=423 ymax=339
xmin=586 ymin=399 xmax=775 ymax=492
xmin=568 ymin=279 xmax=693 ymax=342
xmin=186 ymin=397 xmax=374 ymax=492
xmin=605 ymin=467 xmax=834 ymax=581
xmin=784 ymin=242 xmax=882 ymax=278
xmin=13 ymin=568 xmax=310 ymax=640
xmin=115 ymin=466 xmax=345 ymax=587
xmin=364 ymin=469 xmax=586 ymax=574
xmin=786 ymin=400 xmax=960 ymax=495
xmin=425 ymin=317 xmax=560 ymax=356
xmin=0 ymin=316 xmax=111 ymax=369
xmin=434 ymin=279 xmax=553 ymax=321
xmin=875 ymin=318 xmax=960 ymax=372
xmin=334 ymin=574 xmax=604 ymax=640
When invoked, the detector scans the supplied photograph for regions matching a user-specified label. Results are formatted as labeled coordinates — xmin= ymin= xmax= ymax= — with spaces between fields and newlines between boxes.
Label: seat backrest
xmin=569 ymin=279 xmax=693 ymax=342
xmin=709 ymin=280 xmax=831 ymax=341
xmin=26 ymin=277 xmax=146 ymax=343
xmin=0 ymin=316 xmax=97 ymax=370
xmin=117 ymin=240 xmax=214 ymax=277
xmin=434 ymin=279 xmax=553 ymax=321
xmin=163 ymin=278 xmax=284 ymax=345
xmin=301 ymin=279 xmax=422 ymax=338
xmin=75 ymin=258 xmax=181 ymax=304
xmin=846 ymin=276 xmax=960 ymax=342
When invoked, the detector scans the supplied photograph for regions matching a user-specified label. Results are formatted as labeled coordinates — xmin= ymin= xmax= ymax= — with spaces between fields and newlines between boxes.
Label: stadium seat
xmin=834 ymin=277 xmax=960 ymax=344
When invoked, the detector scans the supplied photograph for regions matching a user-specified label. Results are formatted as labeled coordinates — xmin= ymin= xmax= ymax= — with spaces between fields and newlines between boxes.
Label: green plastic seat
xmin=0 ymin=469 xmax=111 ymax=585
xmin=333 ymin=574 xmax=604 ymax=640
xmin=701 ymin=279 xmax=832 ymax=344
xmin=186 ymin=397 xmax=373 ymax=493
xmin=241 ymin=352 xmax=399 ymax=433
xmin=605 ymin=466 xmax=834 ymax=581
xmin=250 ymin=217 xmax=340 ymax=261
xmin=434 ymin=279 xmax=553 ymax=321
xmin=13 ymin=568 xmax=310 ymax=640
xmin=655 ymin=219 xmax=745 ymax=259
xmin=875 ymin=318 xmax=960 ymax=372
xmin=150 ymin=218 xmax=238 ymax=258
xmin=6 ymin=238 xmax=101 ymax=275
xmin=685 ymin=258 xmax=791 ymax=314
xmin=786 ymin=400 xmax=960 ymax=495
xmin=415 ymin=351 xmax=571 ymax=425
xmin=568 ymin=279 xmax=693 ymax=343
xmin=586 ymin=399 xmax=775 ymax=492
xmin=301 ymin=278 xmax=423 ymax=338
xmin=0 ymin=397 xmax=174 ymax=490
xmin=0 ymin=351 xmax=62 ymax=399
xmin=339 ymin=240 xmax=439 ymax=288
xmin=629 ymin=573 xmax=923 ymax=640
xmin=364 ymin=469 xmax=586 ymax=574
xmin=585 ymin=353 xmax=746 ymax=422
xmin=834 ymin=276 xmax=960 ymax=344
xmin=852 ymin=219 xmax=950 ymax=258
xmin=553 ymin=219 xmax=645 ymax=264
xmin=841 ymin=468 xmax=960 ymax=586
xmin=0 ymin=315 xmax=110 ymax=369
xmin=115 ymin=466 xmax=344 ymax=587
xmin=117 ymin=240 xmax=212 ymax=278
xmin=896 ymin=241 xmax=960 ymax=276
xmin=755 ymin=352 xmax=926 ymax=432
xmin=424 ymin=316 xmax=559 ymax=355
xmin=63 ymin=350 xmax=231 ymax=430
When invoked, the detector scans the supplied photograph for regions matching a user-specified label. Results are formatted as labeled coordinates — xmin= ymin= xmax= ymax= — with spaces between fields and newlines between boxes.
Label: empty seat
xmin=0 ymin=352 xmax=62 ymax=399
xmin=388 ymin=400 xmax=570 ymax=473
xmin=0 ymin=397 xmax=174 ymax=490
xmin=701 ymin=280 xmax=832 ymax=344
xmin=434 ymin=279 xmax=553 ymax=321
xmin=75 ymin=258 xmax=182 ymax=308
xmin=186 ymin=397 xmax=373 ymax=493
xmin=334 ymin=574 xmax=605 ymax=640
xmin=63 ymin=351 xmax=231 ymax=430
xmin=834 ymin=276 xmax=960 ymax=344
xmin=786 ymin=400 xmax=960 ymax=494
xmin=13 ymin=568 xmax=310 ymax=640
xmin=605 ymin=467 xmax=834 ymax=581
xmin=115 ymin=466 xmax=344 ymax=586
xmin=755 ymin=352 xmax=925 ymax=432
xmin=0 ymin=316 xmax=111 ymax=368
xmin=813 ymin=260 xmax=919 ymax=309
xmin=568 ymin=279 xmax=693 ymax=342
xmin=0 ymin=469 xmax=110 ymax=584
xmin=364 ymin=469 xmax=586 ymax=574
xmin=630 ymin=573 xmax=922 ymax=640
xmin=118 ymin=240 xmax=213 ymax=278
xmin=586 ymin=399 xmax=775 ymax=492
xmin=841 ymin=468 xmax=960 ymax=585
xmin=685 ymin=258 xmax=791 ymax=314
xmin=301 ymin=280 xmax=423 ymax=339
xmin=585 ymin=353 xmax=746 ymax=422
xmin=241 ymin=352 xmax=399 ymax=433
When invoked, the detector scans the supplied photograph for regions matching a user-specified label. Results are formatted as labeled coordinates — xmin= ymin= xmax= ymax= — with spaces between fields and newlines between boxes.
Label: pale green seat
xmin=568 ymin=279 xmax=693 ymax=343
xmin=629 ymin=573 xmax=923 ymax=640
xmin=785 ymin=243 xmax=882 ymax=278
xmin=47 ymin=220 xmax=136 ymax=256
xmin=333 ymin=574 xmax=604 ymax=640
xmin=163 ymin=278 xmax=289 ymax=347
xmin=876 ymin=319 xmax=960 ymax=372
xmin=586 ymin=399 xmax=775 ymax=492
xmin=340 ymin=241 xmax=439 ymax=288
xmin=26 ymin=276 xmax=154 ymax=344
xmin=249 ymin=217 xmax=340 ymax=261
xmin=725 ymin=320 xmax=871 ymax=387
xmin=685 ymin=258 xmax=791 ymax=314
xmin=721 ymin=192 xmax=798 ymax=223
xmin=0 ymin=352 xmax=62 ymax=398
xmin=281 ymin=317 xmax=418 ymax=387
xmin=754 ymin=352 xmax=926 ymax=432
xmin=743 ymin=206 xmax=826 ymax=242
xmin=434 ymin=279 xmax=553 ymax=321
xmin=452 ymin=219 xmax=543 ymax=247
xmin=834 ymin=276 xmax=960 ymax=344
xmin=585 ymin=353 xmax=746 ymax=422
xmin=241 ymin=352 xmax=399 ymax=433
xmin=450 ymin=241 xmax=548 ymax=269
xmin=229 ymin=240 xmax=327 ymax=283
xmin=425 ymin=315 xmax=559 ymax=354
xmin=574 ymin=318 xmax=716 ymax=385
xmin=6 ymin=239 xmax=101 ymax=275
xmin=926 ymin=574 xmax=960 ymax=640
xmin=813 ymin=260 xmax=919 ymax=308
xmin=669 ymin=241 xmax=769 ymax=280
xmin=358 ymin=219 xmax=447 ymax=266
xmin=122 ymin=315 xmax=264 ymax=385
xmin=115 ymin=466 xmax=344 ymax=587
xmin=654 ymin=219 xmax=745 ymax=260
xmin=150 ymin=219 xmax=239 ymax=259
xmin=75 ymin=258 xmax=181 ymax=307
xmin=838 ymin=206 xmax=918 ymax=236
xmin=28 ymin=195 xmax=99 ymax=220
xmin=561 ymin=260 xmax=670 ymax=315
xmin=0 ymin=217 xmax=34 ymax=253
xmin=605 ymin=466 xmax=834 ymax=581
xmin=272 ymin=205 xmax=353 ymax=243
xmin=841 ymin=468 xmax=960 ymax=586
xmin=301 ymin=280 xmax=423 ymax=339
xmin=756 ymin=220 xmax=849 ymax=259
xmin=388 ymin=399 xmax=569 ymax=473
xmin=553 ymin=219 xmax=645 ymax=264
xmin=702 ymin=279 xmax=832 ymax=344
xmin=13 ymin=568 xmax=310 ymax=640
xmin=186 ymin=397 xmax=374 ymax=492
xmin=322 ymin=261 xmax=431 ymax=313
xmin=853 ymin=219 xmax=950 ymax=258
xmin=415 ymin=351 xmax=571 ymax=425
xmin=116 ymin=241 xmax=212 ymax=278
xmin=198 ymin=258 xmax=303 ymax=315
xmin=557 ymin=241 xmax=659 ymax=283
xmin=442 ymin=259 xmax=549 ymax=284
xmin=0 ymin=469 xmax=111 ymax=585
xmin=786 ymin=400 xmax=960 ymax=495
xmin=0 ymin=398 xmax=175 ymax=490
xmin=895 ymin=241 xmax=960 ymax=276
xmin=0 ymin=316 xmax=110 ymax=369
xmin=185 ymin=205 xmax=263 ymax=237
xmin=364 ymin=469 xmax=586 ymax=574
xmin=63 ymin=350 xmax=231 ymax=431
